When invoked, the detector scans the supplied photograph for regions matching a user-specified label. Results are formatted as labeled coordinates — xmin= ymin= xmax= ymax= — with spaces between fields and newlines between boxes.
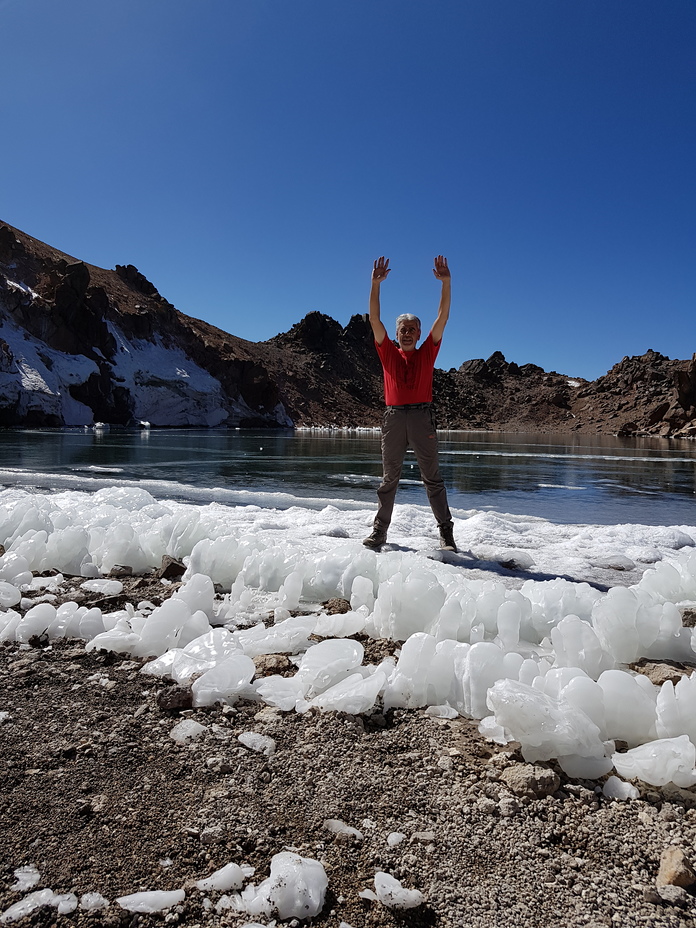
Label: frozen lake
xmin=0 ymin=427 xmax=694 ymax=525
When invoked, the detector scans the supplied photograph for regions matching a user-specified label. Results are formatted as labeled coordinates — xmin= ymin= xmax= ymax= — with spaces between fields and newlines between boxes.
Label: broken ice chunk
xmin=238 ymin=732 xmax=276 ymax=756
xmin=324 ymin=819 xmax=363 ymax=840
xmin=11 ymin=866 xmax=40 ymax=891
xmin=602 ymin=776 xmax=639 ymax=801
xmin=1 ymin=890 xmax=56 ymax=923
xmin=80 ymin=579 xmax=124 ymax=596
xmin=191 ymin=653 xmax=256 ymax=707
xmin=116 ymin=890 xmax=185 ymax=913
xmin=79 ymin=893 xmax=110 ymax=911
xmin=386 ymin=832 xmax=406 ymax=847
xmin=232 ymin=852 xmax=327 ymax=920
xmin=169 ymin=719 xmax=206 ymax=743
xmin=361 ymin=872 xmax=424 ymax=909
xmin=195 ymin=862 xmax=254 ymax=892
xmin=612 ymin=735 xmax=696 ymax=788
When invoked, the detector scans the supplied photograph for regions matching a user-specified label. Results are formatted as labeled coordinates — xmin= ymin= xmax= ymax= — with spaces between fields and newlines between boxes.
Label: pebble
xmin=156 ymin=685 xmax=193 ymax=711
xmin=656 ymin=884 xmax=690 ymax=905
xmin=500 ymin=763 xmax=561 ymax=799
xmin=200 ymin=826 xmax=226 ymax=845
xmin=499 ymin=795 xmax=521 ymax=818
xmin=411 ymin=831 xmax=436 ymax=843
xmin=476 ymin=797 xmax=498 ymax=815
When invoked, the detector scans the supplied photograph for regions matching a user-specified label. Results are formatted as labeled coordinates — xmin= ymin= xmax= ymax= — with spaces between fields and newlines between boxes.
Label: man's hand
xmin=432 ymin=255 xmax=450 ymax=280
xmin=372 ymin=256 xmax=391 ymax=283
xmin=430 ymin=255 xmax=451 ymax=345
xmin=369 ymin=257 xmax=389 ymax=345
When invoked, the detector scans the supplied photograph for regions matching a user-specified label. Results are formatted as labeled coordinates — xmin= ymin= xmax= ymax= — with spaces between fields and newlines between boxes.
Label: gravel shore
xmin=2 ymin=581 xmax=696 ymax=928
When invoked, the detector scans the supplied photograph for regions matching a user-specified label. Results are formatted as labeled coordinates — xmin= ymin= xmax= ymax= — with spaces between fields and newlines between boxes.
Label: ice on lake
xmin=1 ymin=482 xmax=696 ymax=787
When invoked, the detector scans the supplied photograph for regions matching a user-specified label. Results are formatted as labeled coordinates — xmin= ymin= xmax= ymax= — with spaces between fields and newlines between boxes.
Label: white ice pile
xmin=359 ymin=872 xmax=425 ymax=909
xmin=216 ymin=853 xmax=328 ymax=920
xmin=1 ymin=485 xmax=696 ymax=786
xmin=1 ymin=855 xmax=323 ymax=923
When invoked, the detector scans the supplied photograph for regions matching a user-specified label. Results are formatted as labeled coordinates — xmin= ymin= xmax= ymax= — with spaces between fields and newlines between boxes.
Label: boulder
xmin=115 ymin=263 xmax=162 ymax=298
xmin=252 ymin=653 xmax=293 ymax=676
xmin=616 ymin=421 xmax=639 ymax=436
xmin=657 ymin=884 xmax=689 ymax=905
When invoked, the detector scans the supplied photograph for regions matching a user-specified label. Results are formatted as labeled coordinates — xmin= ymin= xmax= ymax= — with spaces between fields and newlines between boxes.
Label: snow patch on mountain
xmin=105 ymin=322 xmax=229 ymax=426
xmin=0 ymin=305 xmax=97 ymax=424
xmin=0 ymin=282 xmax=270 ymax=426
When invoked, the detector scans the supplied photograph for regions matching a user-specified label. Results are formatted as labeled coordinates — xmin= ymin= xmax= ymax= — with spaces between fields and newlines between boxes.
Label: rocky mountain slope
xmin=1 ymin=220 xmax=694 ymax=436
xmin=434 ymin=349 xmax=696 ymax=439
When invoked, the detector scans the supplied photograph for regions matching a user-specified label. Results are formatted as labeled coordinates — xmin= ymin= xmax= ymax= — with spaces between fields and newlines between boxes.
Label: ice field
xmin=1 ymin=480 xmax=696 ymax=793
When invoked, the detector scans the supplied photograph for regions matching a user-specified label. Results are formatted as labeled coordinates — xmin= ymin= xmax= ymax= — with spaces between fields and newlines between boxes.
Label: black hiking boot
xmin=439 ymin=522 xmax=458 ymax=553
xmin=363 ymin=529 xmax=387 ymax=549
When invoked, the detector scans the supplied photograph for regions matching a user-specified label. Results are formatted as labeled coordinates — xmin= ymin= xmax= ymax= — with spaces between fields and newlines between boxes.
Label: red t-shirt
xmin=375 ymin=333 xmax=440 ymax=405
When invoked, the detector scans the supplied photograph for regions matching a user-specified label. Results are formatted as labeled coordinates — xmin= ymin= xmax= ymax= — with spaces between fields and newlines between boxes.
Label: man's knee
xmin=379 ymin=465 xmax=403 ymax=490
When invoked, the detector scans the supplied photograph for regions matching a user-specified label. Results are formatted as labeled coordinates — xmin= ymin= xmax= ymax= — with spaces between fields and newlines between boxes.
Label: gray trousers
xmin=374 ymin=404 xmax=452 ymax=532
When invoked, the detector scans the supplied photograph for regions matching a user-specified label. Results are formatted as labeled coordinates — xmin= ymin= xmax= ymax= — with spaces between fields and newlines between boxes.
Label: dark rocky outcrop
xmin=114 ymin=263 xmax=162 ymax=299
xmin=0 ymin=219 xmax=694 ymax=436
xmin=262 ymin=311 xmax=383 ymax=424
xmin=569 ymin=350 xmax=696 ymax=439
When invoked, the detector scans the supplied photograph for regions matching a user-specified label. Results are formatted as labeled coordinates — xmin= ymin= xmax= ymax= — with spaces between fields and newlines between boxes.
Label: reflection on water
xmin=433 ymin=432 xmax=696 ymax=525
xmin=1 ymin=428 xmax=694 ymax=526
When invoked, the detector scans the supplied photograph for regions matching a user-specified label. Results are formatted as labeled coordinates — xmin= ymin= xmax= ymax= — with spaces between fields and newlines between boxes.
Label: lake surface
xmin=0 ymin=427 xmax=695 ymax=526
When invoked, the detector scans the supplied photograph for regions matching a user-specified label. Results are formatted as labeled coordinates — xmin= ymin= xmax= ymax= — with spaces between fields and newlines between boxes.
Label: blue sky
xmin=2 ymin=0 xmax=694 ymax=380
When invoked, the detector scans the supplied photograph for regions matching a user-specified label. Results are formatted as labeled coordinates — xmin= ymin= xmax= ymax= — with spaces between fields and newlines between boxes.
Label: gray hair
xmin=395 ymin=313 xmax=421 ymax=330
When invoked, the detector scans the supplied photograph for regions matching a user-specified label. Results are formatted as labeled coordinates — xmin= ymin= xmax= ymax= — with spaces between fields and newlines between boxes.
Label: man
xmin=363 ymin=255 xmax=457 ymax=552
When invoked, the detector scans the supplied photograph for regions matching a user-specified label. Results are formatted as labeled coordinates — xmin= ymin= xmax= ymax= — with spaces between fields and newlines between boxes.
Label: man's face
xmin=396 ymin=321 xmax=421 ymax=352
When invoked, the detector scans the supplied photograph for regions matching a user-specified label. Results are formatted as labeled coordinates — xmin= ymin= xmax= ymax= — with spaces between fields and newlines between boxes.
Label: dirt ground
xmin=2 ymin=579 xmax=696 ymax=928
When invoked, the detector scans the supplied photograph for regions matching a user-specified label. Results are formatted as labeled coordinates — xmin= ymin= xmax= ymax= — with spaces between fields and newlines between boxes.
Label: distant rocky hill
xmin=0 ymin=220 xmax=694 ymax=437
xmin=433 ymin=349 xmax=696 ymax=439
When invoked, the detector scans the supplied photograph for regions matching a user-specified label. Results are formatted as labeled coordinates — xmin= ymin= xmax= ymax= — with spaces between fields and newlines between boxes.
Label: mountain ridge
xmin=0 ymin=220 xmax=694 ymax=437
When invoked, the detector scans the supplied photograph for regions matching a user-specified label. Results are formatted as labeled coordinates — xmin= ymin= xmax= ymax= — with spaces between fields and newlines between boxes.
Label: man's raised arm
xmin=369 ymin=256 xmax=390 ymax=346
xmin=429 ymin=255 xmax=451 ymax=345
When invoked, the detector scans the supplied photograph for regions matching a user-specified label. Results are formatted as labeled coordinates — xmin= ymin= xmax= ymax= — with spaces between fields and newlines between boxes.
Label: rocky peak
xmin=342 ymin=312 xmax=373 ymax=345
xmin=486 ymin=350 xmax=508 ymax=367
xmin=0 ymin=225 xmax=26 ymax=262
xmin=271 ymin=311 xmax=344 ymax=353
xmin=458 ymin=350 xmax=520 ymax=380
xmin=601 ymin=350 xmax=673 ymax=387
xmin=115 ymin=264 xmax=163 ymax=300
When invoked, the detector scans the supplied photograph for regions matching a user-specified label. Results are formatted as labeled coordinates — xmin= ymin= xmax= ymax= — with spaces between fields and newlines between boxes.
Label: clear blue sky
xmin=2 ymin=0 xmax=694 ymax=379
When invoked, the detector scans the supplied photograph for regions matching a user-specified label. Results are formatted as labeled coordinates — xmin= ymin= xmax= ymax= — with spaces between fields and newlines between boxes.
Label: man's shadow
xmin=383 ymin=543 xmax=613 ymax=592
